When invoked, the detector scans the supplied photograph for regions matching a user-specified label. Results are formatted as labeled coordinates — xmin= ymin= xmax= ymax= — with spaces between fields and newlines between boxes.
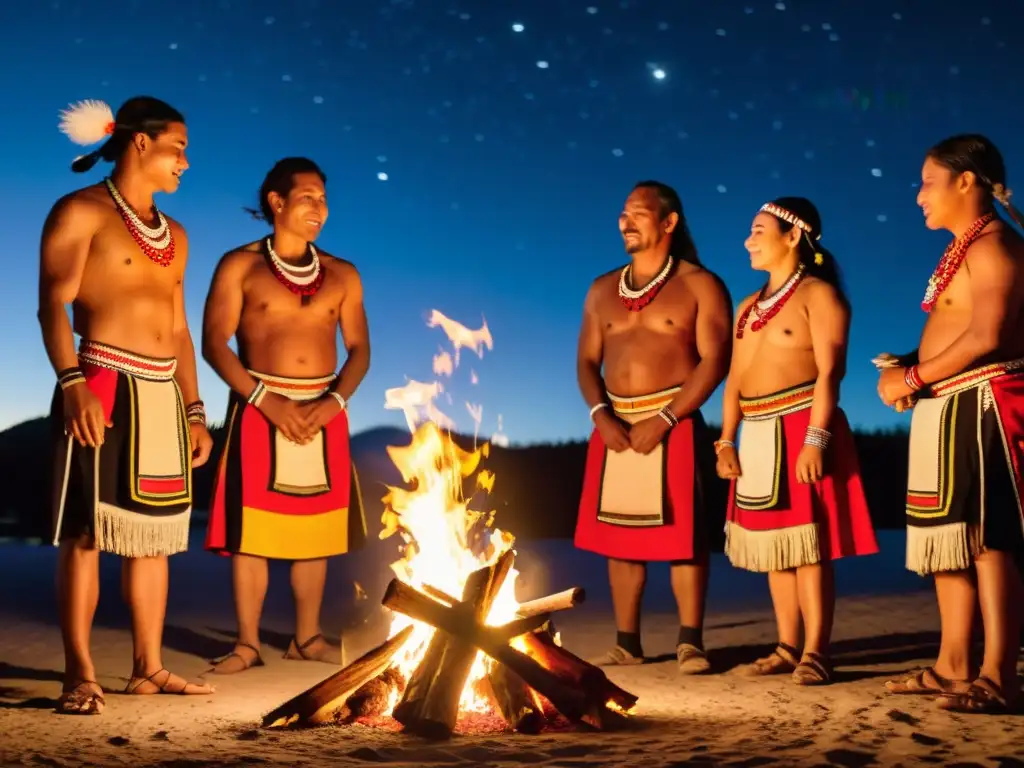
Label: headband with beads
xmin=759 ymin=202 xmax=826 ymax=265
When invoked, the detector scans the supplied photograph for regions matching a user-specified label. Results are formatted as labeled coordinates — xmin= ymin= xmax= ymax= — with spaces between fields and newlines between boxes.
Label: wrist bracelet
xmin=58 ymin=366 xmax=86 ymax=391
xmin=804 ymin=426 xmax=831 ymax=450
xmin=186 ymin=400 xmax=207 ymax=425
xmin=247 ymin=380 xmax=268 ymax=408
xmin=713 ymin=439 xmax=735 ymax=455
xmin=904 ymin=365 xmax=925 ymax=392
xmin=658 ymin=406 xmax=679 ymax=428
xmin=329 ymin=391 xmax=347 ymax=410
xmin=589 ymin=402 xmax=608 ymax=421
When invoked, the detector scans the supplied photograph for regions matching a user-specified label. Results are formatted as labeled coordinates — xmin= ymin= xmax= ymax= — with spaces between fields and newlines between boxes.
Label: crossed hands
xmin=594 ymin=410 xmax=671 ymax=455
xmin=260 ymin=392 xmax=344 ymax=444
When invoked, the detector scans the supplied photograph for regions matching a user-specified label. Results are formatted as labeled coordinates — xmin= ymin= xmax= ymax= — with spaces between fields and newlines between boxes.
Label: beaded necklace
xmin=105 ymin=177 xmax=175 ymax=267
xmin=618 ymin=255 xmax=674 ymax=311
xmin=735 ymin=264 xmax=806 ymax=339
xmin=921 ymin=213 xmax=995 ymax=312
xmin=264 ymin=237 xmax=325 ymax=305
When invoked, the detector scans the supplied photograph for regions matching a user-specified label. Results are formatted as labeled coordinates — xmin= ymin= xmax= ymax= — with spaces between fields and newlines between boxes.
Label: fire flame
xmin=379 ymin=311 xmax=517 ymax=717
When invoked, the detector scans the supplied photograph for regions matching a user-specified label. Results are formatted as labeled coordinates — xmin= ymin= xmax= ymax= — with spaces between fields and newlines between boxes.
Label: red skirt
xmin=205 ymin=373 xmax=367 ymax=561
xmin=726 ymin=385 xmax=878 ymax=572
xmin=574 ymin=405 xmax=707 ymax=563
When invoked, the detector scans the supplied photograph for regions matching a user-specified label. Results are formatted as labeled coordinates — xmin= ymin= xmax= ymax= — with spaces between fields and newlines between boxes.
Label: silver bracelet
xmin=589 ymin=402 xmax=608 ymax=421
xmin=329 ymin=391 xmax=347 ymax=410
xmin=804 ymin=426 xmax=831 ymax=449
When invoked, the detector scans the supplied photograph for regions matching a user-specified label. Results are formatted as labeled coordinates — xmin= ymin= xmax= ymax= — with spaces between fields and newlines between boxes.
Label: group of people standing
xmin=573 ymin=140 xmax=1024 ymax=716
xmin=36 ymin=94 xmax=1022 ymax=719
xmin=41 ymin=97 xmax=369 ymax=715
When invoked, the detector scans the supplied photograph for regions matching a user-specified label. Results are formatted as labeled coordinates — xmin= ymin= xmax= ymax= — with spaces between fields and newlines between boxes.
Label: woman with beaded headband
xmin=716 ymin=196 xmax=878 ymax=686
xmin=202 ymin=157 xmax=370 ymax=673
xmin=574 ymin=180 xmax=733 ymax=675
xmin=876 ymin=134 xmax=1024 ymax=714
xmin=40 ymin=96 xmax=215 ymax=713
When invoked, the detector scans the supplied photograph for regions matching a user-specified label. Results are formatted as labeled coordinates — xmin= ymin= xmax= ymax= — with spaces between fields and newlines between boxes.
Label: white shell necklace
xmin=265 ymin=237 xmax=321 ymax=286
xmin=104 ymin=177 xmax=172 ymax=250
xmin=754 ymin=264 xmax=806 ymax=319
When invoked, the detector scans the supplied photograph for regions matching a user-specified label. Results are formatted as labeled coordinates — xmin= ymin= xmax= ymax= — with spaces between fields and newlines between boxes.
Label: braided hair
xmin=926 ymin=134 xmax=1023 ymax=231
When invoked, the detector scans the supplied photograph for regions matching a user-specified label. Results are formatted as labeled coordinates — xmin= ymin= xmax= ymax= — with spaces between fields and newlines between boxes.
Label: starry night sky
xmin=1 ymin=0 xmax=1020 ymax=444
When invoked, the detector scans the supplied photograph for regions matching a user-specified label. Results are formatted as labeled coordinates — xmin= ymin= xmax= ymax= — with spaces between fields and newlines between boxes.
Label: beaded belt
xmin=738 ymin=382 xmax=814 ymax=421
xmin=607 ymin=386 xmax=681 ymax=415
xmin=929 ymin=358 xmax=1024 ymax=398
xmin=248 ymin=370 xmax=335 ymax=402
xmin=79 ymin=340 xmax=177 ymax=382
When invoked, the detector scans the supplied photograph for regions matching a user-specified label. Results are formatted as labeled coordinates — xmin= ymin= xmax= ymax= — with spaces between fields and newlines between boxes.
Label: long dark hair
xmin=244 ymin=157 xmax=327 ymax=221
xmin=926 ymin=133 xmax=1023 ymax=230
xmin=632 ymin=180 xmax=701 ymax=265
xmin=764 ymin=196 xmax=849 ymax=307
xmin=72 ymin=96 xmax=185 ymax=173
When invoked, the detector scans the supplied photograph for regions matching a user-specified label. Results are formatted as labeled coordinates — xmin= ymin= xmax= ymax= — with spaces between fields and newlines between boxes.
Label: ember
xmin=262 ymin=312 xmax=637 ymax=738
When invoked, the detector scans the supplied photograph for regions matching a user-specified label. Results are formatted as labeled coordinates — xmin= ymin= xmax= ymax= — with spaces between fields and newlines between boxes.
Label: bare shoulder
xmin=43 ymin=184 xmax=109 ymax=232
xmin=318 ymin=249 xmax=361 ymax=284
xmin=588 ymin=266 xmax=621 ymax=298
xmin=214 ymin=241 xmax=263 ymax=277
xmin=677 ymin=263 xmax=731 ymax=305
xmin=967 ymin=226 xmax=1019 ymax=266
xmin=737 ymin=288 xmax=760 ymax=316
xmin=800 ymin=276 xmax=847 ymax=317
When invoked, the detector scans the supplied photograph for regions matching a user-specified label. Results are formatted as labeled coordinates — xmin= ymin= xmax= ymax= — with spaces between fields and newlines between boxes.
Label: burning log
xmin=520 ymin=629 xmax=638 ymax=714
xmin=381 ymin=577 xmax=606 ymax=727
xmin=515 ymin=587 xmax=586 ymax=618
xmin=391 ymin=549 xmax=516 ymax=738
xmin=262 ymin=625 xmax=414 ymax=728
xmin=484 ymin=664 xmax=543 ymax=734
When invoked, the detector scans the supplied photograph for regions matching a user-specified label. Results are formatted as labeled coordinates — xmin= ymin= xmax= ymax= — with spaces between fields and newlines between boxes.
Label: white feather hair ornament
xmin=58 ymin=100 xmax=116 ymax=146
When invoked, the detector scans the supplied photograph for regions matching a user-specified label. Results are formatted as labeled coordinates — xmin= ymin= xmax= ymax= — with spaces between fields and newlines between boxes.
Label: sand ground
xmin=0 ymin=534 xmax=1021 ymax=768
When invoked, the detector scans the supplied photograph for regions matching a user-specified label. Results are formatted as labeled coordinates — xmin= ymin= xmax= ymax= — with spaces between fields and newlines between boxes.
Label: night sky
xmin=1 ymin=0 xmax=1020 ymax=444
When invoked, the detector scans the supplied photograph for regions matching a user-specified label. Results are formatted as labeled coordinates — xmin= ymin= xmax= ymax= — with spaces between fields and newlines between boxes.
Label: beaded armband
xmin=904 ymin=365 xmax=925 ymax=392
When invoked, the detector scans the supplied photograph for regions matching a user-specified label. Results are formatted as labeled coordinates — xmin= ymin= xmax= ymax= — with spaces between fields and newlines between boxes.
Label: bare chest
xmin=740 ymin=298 xmax=810 ymax=349
xmin=241 ymin=268 xmax=342 ymax=324
xmin=600 ymin=282 xmax=695 ymax=336
xmin=81 ymin=224 xmax=181 ymax=297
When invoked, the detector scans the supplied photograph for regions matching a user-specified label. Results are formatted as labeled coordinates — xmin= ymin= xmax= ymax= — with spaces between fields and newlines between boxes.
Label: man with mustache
xmin=203 ymin=157 xmax=370 ymax=673
xmin=574 ymin=180 xmax=732 ymax=673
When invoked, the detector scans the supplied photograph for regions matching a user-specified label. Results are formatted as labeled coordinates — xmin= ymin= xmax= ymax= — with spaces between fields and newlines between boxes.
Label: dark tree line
xmin=0 ymin=418 xmax=911 ymax=547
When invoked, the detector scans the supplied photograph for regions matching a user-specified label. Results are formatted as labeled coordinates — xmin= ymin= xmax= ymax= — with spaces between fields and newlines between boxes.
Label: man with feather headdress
xmin=37 ymin=96 xmax=214 ymax=714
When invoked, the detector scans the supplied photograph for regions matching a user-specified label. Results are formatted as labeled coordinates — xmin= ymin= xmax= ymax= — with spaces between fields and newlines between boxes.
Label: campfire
xmin=262 ymin=312 xmax=638 ymax=738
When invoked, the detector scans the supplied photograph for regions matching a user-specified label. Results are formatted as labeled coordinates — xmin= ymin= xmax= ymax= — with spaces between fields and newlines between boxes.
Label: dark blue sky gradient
xmin=1 ymin=1 xmax=1020 ymax=443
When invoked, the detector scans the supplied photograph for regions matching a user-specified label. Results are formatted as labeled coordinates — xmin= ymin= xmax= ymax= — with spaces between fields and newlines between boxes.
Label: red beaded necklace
xmin=105 ymin=178 xmax=176 ymax=267
xmin=735 ymin=265 xmax=806 ymax=339
xmin=920 ymin=213 xmax=995 ymax=312
xmin=618 ymin=255 xmax=674 ymax=312
xmin=263 ymin=238 xmax=325 ymax=306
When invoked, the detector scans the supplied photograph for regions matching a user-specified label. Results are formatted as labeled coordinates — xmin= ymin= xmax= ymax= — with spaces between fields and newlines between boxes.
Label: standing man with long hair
xmin=878 ymin=135 xmax=1024 ymax=714
xmin=574 ymin=181 xmax=733 ymax=674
